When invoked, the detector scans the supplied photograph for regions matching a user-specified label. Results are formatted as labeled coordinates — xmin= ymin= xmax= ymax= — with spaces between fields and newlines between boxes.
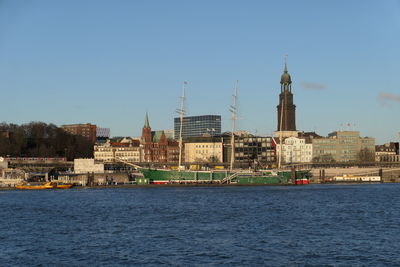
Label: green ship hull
xmin=137 ymin=169 xmax=310 ymax=185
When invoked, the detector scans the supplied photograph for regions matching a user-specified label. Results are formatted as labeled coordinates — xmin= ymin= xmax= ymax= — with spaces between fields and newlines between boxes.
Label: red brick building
xmin=61 ymin=123 xmax=97 ymax=143
xmin=141 ymin=113 xmax=179 ymax=163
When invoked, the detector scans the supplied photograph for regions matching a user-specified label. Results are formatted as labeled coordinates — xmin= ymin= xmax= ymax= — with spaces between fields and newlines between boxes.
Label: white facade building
xmin=74 ymin=159 xmax=104 ymax=174
xmin=94 ymin=139 xmax=142 ymax=163
xmin=184 ymin=141 xmax=223 ymax=163
xmin=275 ymin=137 xmax=313 ymax=163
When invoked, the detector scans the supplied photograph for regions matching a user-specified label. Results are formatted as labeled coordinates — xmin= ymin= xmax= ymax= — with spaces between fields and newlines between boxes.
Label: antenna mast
xmin=229 ymin=81 xmax=238 ymax=171
xmin=177 ymin=81 xmax=187 ymax=171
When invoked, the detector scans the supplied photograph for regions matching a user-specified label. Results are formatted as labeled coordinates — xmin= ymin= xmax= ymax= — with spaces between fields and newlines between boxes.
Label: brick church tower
xmin=141 ymin=112 xmax=152 ymax=162
xmin=277 ymin=60 xmax=296 ymax=132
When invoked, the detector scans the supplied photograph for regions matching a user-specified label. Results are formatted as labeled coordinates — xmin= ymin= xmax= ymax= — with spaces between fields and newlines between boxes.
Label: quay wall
xmin=310 ymin=167 xmax=400 ymax=183
xmin=57 ymin=172 xmax=130 ymax=185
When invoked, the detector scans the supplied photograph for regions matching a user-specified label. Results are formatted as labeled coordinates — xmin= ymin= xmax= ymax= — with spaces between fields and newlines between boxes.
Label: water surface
xmin=1 ymin=184 xmax=399 ymax=266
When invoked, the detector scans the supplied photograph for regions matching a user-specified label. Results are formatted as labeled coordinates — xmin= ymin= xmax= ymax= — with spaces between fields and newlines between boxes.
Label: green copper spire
xmin=144 ymin=112 xmax=150 ymax=128
xmin=284 ymin=54 xmax=288 ymax=73
xmin=280 ymin=55 xmax=292 ymax=85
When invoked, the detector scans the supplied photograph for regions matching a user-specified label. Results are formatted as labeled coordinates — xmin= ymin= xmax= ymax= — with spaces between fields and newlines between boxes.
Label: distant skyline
xmin=0 ymin=0 xmax=399 ymax=144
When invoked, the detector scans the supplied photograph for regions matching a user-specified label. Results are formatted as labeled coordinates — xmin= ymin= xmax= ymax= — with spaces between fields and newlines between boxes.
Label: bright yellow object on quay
xmin=16 ymin=182 xmax=73 ymax=190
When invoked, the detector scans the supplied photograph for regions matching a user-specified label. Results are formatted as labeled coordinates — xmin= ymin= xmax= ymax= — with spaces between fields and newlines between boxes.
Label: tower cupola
xmin=280 ymin=62 xmax=292 ymax=85
xmin=280 ymin=60 xmax=292 ymax=92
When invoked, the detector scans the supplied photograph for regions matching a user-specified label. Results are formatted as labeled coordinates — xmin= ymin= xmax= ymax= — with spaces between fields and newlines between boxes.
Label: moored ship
xmin=16 ymin=182 xmax=73 ymax=190
xmin=331 ymin=174 xmax=381 ymax=183
xmin=137 ymin=168 xmax=310 ymax=185
xmin=16 ymin=182 xmax=54 ymax=190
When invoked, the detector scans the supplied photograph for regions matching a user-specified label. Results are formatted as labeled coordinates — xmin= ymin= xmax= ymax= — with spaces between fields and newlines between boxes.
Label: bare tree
xmin=358 ymin=148 xmax=375 ymax=162
xmin=0 ymin=122 xmax=93 ymax=160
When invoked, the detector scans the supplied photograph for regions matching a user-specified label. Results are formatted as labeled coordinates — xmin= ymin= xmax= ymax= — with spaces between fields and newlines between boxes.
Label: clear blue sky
xmin=0 ymin=0 xmax=399 ymax=144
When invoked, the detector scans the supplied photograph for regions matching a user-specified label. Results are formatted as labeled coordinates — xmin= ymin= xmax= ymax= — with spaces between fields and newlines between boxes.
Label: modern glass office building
xmin=174 ymin=115 xmax=221 ymax=140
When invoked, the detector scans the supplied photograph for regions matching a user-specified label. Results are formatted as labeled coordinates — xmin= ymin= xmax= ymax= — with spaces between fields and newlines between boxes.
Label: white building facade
xmin=275 ymin=137 xmax=313 ymax=163
xmin=184 ymin=141 xmax=223 ymax=163
xmin=74 ymin=159 xmax=104 ymax=174
xmin=94 ymin=139 xmax=142 ymax=163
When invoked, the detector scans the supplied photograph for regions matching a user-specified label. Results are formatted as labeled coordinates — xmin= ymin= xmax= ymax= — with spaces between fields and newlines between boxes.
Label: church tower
xmin=276 ymin=60 xmax=296 ymax=132
xmin=141 ymin=112 xmax=152 ymax=162
xmin=142 ymin=112 xmax=152 ymax=142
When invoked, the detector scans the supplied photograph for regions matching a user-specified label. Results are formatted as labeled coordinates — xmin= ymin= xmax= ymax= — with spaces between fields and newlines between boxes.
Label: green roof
xmin=144 ymin=112 xmax=150 ymax=128
xmin=152 ymin=130 xmax=164 ymax=142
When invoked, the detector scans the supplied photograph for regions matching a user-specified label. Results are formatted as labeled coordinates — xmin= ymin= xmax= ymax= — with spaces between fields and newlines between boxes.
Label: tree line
xmin=0 ymin=122 xmax=93 ymax=160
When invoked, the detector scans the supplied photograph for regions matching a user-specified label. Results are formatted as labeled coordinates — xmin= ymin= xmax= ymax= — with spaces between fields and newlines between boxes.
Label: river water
xmin=1 ymin=184 xmax=400 ymax=266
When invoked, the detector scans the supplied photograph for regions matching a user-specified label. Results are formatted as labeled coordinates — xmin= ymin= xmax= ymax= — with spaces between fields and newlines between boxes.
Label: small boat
xmin=52 ymin=182 xmax=74 ymax=189
xmin=16 ymin=182 xmax=73 ymax=190
xmin=16 ymin=182 xmax=53 ymax=190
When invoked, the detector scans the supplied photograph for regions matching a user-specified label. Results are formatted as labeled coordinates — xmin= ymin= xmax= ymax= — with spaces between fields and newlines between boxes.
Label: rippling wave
xmin=1 ymin=184 xmax=399 ymax=266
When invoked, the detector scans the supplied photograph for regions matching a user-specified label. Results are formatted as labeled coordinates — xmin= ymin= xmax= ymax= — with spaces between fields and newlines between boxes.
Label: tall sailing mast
xmin=229 ymin=81 xmax=238 ymax=171
xmin=177 ymin=81 xmax=187 ymax=170
xmin=278 ymin=55 xmax=288 ymax=169
xmin=278 ymin=94 xmax=285 ymax=169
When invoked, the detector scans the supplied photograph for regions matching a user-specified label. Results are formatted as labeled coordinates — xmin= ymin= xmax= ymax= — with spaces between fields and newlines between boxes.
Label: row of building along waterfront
xmin=61 ymin=62 xmax=399 ymax=166
xmin=91 ymin=110 xmax=384 ymax=166
xmin=64 ymin=119 xmax=398 ymax=166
